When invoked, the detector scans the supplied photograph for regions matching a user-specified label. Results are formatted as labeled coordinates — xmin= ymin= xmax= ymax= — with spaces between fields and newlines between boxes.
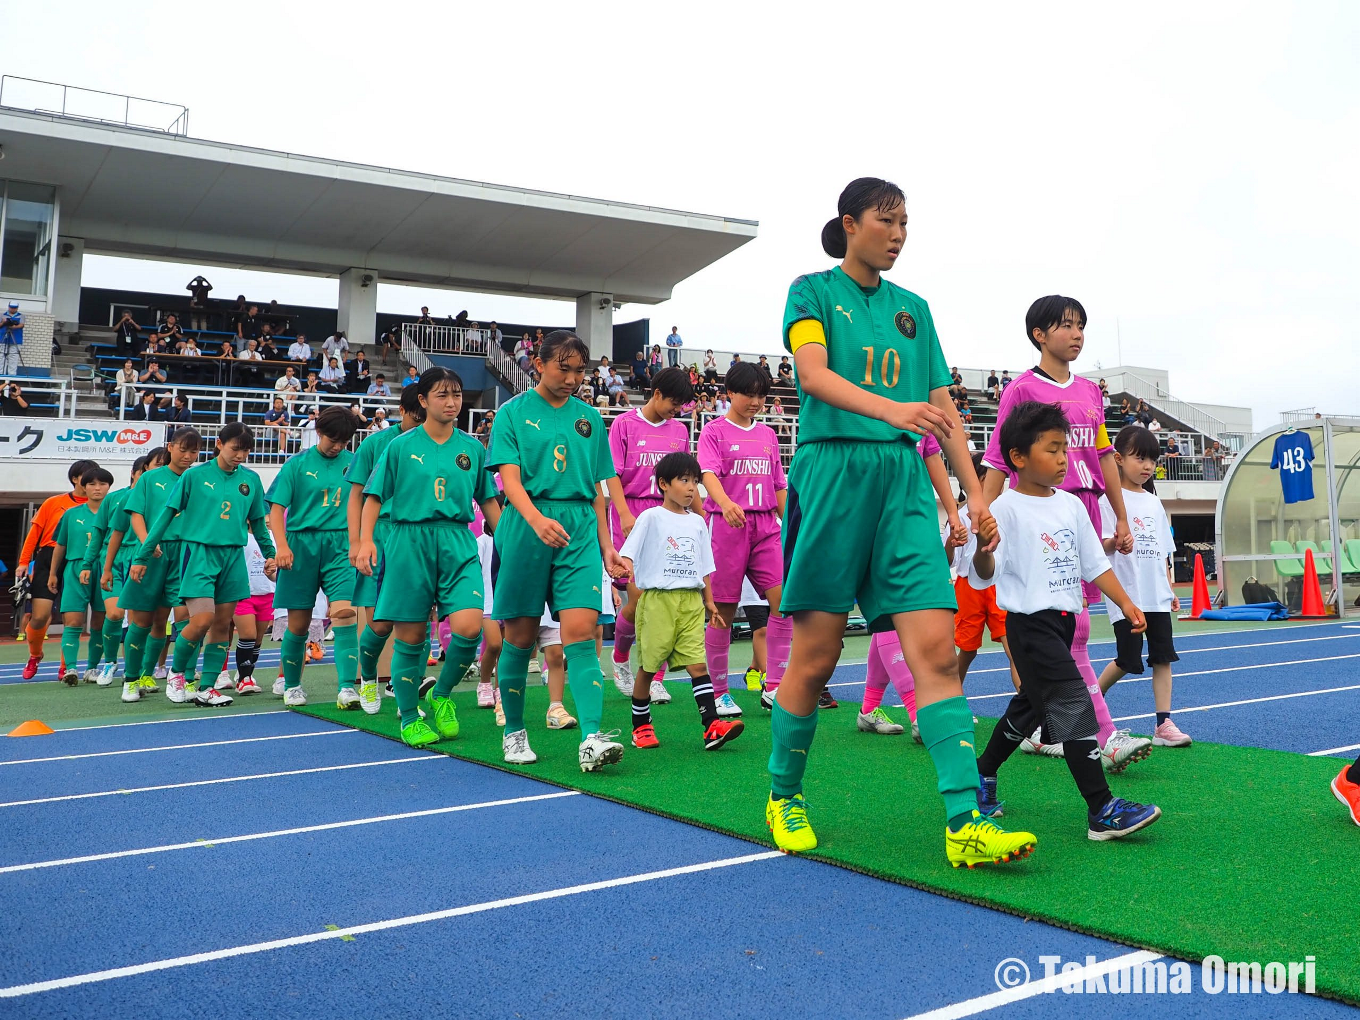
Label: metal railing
xmin=0 ymin=76 xmax=189 ymax=135
xmin=1102 ymin=369 xmax=1231 ymax=443
xmin=487 ymin=343 xmax=534 ymax=394
xmin=115 ymin=382 xmax=400 ymax=423
xmin=192 ymin=421 xmax=378 ymax=467
xmin=0 ymin=377 xmax=76 ymax=417
xmin=399 ymin=323 xmax=492 ymax=356
xmin=399 ymin=335 xmax=433 ymax=376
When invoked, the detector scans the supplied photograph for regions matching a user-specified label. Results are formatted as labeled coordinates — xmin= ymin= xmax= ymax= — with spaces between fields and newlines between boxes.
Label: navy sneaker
xmin=977 ymin=776 xmax=1005 ymax=818
xmin=1088 ymin=797 xmax=1161 ymax=841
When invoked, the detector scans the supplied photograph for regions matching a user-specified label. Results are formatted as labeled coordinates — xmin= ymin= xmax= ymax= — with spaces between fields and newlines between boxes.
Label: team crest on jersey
xmin=238 ymin=482 xmax=251 ymax=496
xmin=574 ymin=419 xmax=592 ymax=439
xmin=895 ymin=311 xmax=917 ymax=339
xmin=456 ymin=452 xmax=472 ymax=471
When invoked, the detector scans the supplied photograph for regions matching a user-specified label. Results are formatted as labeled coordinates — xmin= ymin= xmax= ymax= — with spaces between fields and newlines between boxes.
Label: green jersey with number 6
xmin=782 ymin=266 xmax=952 ymax=445
xmin=365 ymin=426 xmax=495 ymax=524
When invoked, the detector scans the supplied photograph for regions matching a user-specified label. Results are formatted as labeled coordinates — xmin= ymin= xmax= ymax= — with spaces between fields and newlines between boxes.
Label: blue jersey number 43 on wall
xmin=1270 ymin=430 xmax=1315 ymax=503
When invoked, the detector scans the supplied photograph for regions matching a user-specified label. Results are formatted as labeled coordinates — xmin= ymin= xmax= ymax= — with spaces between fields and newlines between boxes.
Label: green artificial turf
xmin=298 ymin=679 xmax=1357 ymax=1005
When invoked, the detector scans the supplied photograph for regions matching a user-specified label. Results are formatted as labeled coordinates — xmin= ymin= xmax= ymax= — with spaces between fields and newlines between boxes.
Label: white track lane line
xmin=0 ymin=849 xmax=783 ymax=998
xmin=0 ymin=729 xmax=357 ymax=766
xmin=1308 ymin=742 xmax=1360 ymax=757
xmin=0 ymin=790 xmax=581 ymax=875
xmin=1112 ymin=683 xmax=1360 ymax=723
xmin=0 ymin=755 xmax=445 ymax=808
xmin=896 ymin=951 xmax=1163 ymax=1020
xmin=54 ymin=710 xmax=288 ymax=733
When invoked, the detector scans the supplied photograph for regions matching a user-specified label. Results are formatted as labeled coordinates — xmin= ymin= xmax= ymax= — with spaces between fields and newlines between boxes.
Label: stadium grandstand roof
xmin=0 ymin=107 xmax=758 ymax=304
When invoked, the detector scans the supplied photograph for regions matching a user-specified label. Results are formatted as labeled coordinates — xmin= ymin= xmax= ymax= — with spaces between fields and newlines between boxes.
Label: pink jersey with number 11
xmin=983 ymin=369 xmax=1112 ymax=494
xmin=698 ymin=417 xmax=787 ymax=514
xmin=608 ymin=409 xmax=692 ymax=499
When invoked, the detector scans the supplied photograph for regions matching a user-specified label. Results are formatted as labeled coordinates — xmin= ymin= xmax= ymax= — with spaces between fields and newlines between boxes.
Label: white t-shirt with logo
xmin=244 ymin=534 xmax=275 ymax=596
xmin=619 ymin=506 xmax=715 ymax=591
xmin=969 ymin=488 xmax=1111 ymax=615
xmin=1099 ymin=489 xmax=1174 ymax=621
xmin=947 ymin=503 xmax=977 ymax=579
xmin=476 ymin=532 xmax=494 ymax=616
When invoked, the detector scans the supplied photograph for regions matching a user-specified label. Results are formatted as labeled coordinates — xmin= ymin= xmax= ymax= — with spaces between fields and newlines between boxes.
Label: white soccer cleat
xmin=214 ymin=670 xmax=234 ymax=691
xmin=120 ymin=681 xmax=142 ymax=703
xmin=611 ymin=659 xmax=634 ymax=695
xmin=715 ymin=693 xmax=743 ymax=717
xmin=83 ymin=668 xmax=101 ymax=684
xmin=857 ymin=708 xmax=904 ymax=735
xmin=153 ymin=665 xmax=168 ymax=680
xmin=649 ymin=679 xmax=671 ymax=705
xmin=283 ymin=687 xmax=308 ymax=707
xmin=95 ymin=662 xmax=118 ymax=687
xmin=1020 ymin=727 xmax=1065 ymax=757
xmin=336 ymin=686 xmax=361 ymax=710
xmin=165 ymin=672 xmax=189 ymax=703
xmin=1102 ymin=729 xmax=1152 ymax=773
xmin=192 ymin=686 xmax=234 ymax=707
xmin=503 ymin=728 xmax=538 ymax=764
xmin=359 ymin=680 xmax=382 ymax=715
xmin=579 ymin=730 xmax=625 ymax=772
xmin=911 ymin=718 xmax=922 ymax=743
xmin=272 ymin=677 xmax=286 ymax=697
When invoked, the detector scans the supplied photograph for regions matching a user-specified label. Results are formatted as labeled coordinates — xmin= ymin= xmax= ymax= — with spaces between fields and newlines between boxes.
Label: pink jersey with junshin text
xmin=698 ymin=417 xmax=787 ymax=514
xmin=608 ymin=409 xmax=692 ymax=499
xmin=983 ymin=369 xmax=1112 ymax=494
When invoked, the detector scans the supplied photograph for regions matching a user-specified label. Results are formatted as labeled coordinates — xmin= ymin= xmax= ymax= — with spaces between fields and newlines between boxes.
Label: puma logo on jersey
xmin=592 ymin=586 xmax=600 ymax=594
xmin=473 ymin=589 xmax=482 ymax=598
xmin=305 ymin=471 xmax=318 ymax=479
xmin=959 ymin=739 xmax=973 ymax=750
xmin=202 ymin=481 xmax=216 ymax=490
xmin=409 ymin=453 xmax=426 ymax=464
xmin=525 ymin=419 xmax=541 ymax=430
xmin=835 ymin=305 xmax=853 ymax=323
xmin=154 ymin=482 xmax=166 ymax=489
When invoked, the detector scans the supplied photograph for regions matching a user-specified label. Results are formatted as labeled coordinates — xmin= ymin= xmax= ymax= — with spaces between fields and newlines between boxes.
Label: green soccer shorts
xmin=374 ymin=521 xmax=483 ymax=622
xmin=58 ymin=563 xmax=102 ymax=616
xmin=781 ymin=440 xmax=956 ymax=632
xmin=178 ymin=543 xmax=250 ymax=605
xmin=118 ymin=539 xmax=185 ymax=613
xmin=352 ymin=519 xmax=391 ymax=610
xmin=275 ymin=530 xmax=356 ymax=610
xmin=635 ymin=587 xmax=706 ymax=674
xmin=492 ymin=500 xmax=605 ymax=621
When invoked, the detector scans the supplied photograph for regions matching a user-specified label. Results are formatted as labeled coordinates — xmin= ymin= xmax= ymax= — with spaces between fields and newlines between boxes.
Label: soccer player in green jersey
xmin=79 ymin=454 xmax=152 ymax=689
xmin=119 ymin=432 xmax=202 ymax=699
xmin=485 ymin=330 xmax=629 ymax=772
xmin=355 ymin=368 xmax=501 ymax=748
xmin=133 ymin=423 xmax=276 ymax=707
xmin=48 ymin=466 xmax=115 ymax=686
xmin=346 ymin=384 xmax=425 ymax=711
xmin=770 ymin=178 xmax=1036 ymax=868
xmin=266 ymin=406 xmax=362 ymax=710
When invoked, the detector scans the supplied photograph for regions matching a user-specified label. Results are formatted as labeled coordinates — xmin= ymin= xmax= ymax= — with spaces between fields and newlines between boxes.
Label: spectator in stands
xmin=688 ymin=365 xmax=701 ymax=389
xmin=629 ymin=349 xmax=648 ymax=388
xmin=152 ymin=314 xmax=184 ymax=352
xmin=1098 ymin=377 xmax=1109 ymax=401
xmin=417 ymin=307 xmax=434 ymax=326
xmin=320 ymin=356 xmax=346 ymax=393
xmin=1204 ymin=441 xmax=1225 ymax=481
xmin=575 ymin=378 xmax=594 ymax=403
xmin=303 ymin=371 xmax=321 ymax=395
xmin=987 ymin=369 xmax=1000 ymax=401
xmin=378 ymin=324 xmax=400 ymax=363
xmin=1165 ymin=436 xmax=1181 ymax=476
xmin=368 ymin=373 xmax=392 ymax=397
xmin=237 ymin=338 xmax=264 ymax=386
xmin=466 ymin=322 xmax=483 ymax=351
xmin=1000 ymin=369 xmax=1012 ymax=390
xmin=488 ymin=322 xmax=503 ymax=353
xmin=703 ymin=349 xmax=718 ymax=381
xmin=730 ymin=353 xmax=742 ymax=369
xmin=181 ymin=337 xmax=202 ymax=357
xmin=517 ymin=334 xmax=534 ymax=373
xmin=139 ymin=360 xmax=167 ymax=386
xmin=350 ymin=404 xmax=369 ymax=428
xmin=114 ymin=360 xmax=139 ymax=408
xmin=400 ymin=365 xmax=419 ymax=389
xmin=215 ymin=340 xmax=235 ymax=360
xmin=143 ymin=334 xmax=169 ymax=358
xmin=714 ymin=389 xmax=731 ymax=415
xmin=1 ymin=381 xmax=30 ymax=416
xmin=1148 ymin=417 xmax=1162 ymax=432
xmin=1120 ymin=397 xmax=1135 ymax=425
xmin=347 ymin=349 xmax=372 ymax=393
xmin=696 ymin=390 xmax=715 ymax=417
xmin=275 ymin=365 xmax=301 ymax=403
xmin=1136 ymin=400 xmax=1152 ymax=426
xmin=237 ymin=338 xmax=263 ymax=362
xmin=258 ymin=334 xmax=282 ymax=361
xmin=128 ymin=390 xmax=166 ymax=421
xmin=952 ymin=385 xmax=968 ymax=410
xmin=264 ymin=397 xmax=291 ymax=448
xmin=113 ymin=310 xmax=141 ymax=355
xmin=322 ymin=331 xmax=349 ymax=363
xmin=371 ymin=407 xmax=391 ymax=431
xmin=958 ymin=396 xmax=974 ymax=425
xmin=164 ymin=394 xmax=192 ymax=428
xmin=648 ymin=344 xmax=664 ymax=380
xmin=757 ymin=355 xmax=774 ymax=384
xmin=777 ymin=356 xmax=793 ymax=383
xmin=665 ymin=325 xmax=683 ymax=367
xmin=237 ymin=305 xmax=262 ymax=353
xmin=607 ymin=368 xmax=626 ymax=404
xmin=453 ymin=310 xmax=472 ymax=329
xmin=949 ymin=366 xmax=963 ymax=396
xmin=599 ymin=355 xmax=611 ymax=372
xmin=185 ymin=276 xmax=212 ymax=331
xmin=300 ymin=407 xmax=319 ymax=450
xmin=288 ymin=334 xmax=313 ymax=365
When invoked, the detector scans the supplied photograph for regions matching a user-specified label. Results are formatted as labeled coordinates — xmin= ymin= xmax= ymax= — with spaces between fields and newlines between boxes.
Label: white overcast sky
xmin=9 ymin=0 xmax=1358 ymax=428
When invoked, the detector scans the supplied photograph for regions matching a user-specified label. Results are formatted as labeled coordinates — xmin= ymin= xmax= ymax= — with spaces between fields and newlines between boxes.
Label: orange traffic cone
xmin=1190 ymin=554 xmax=1211 ymax=619
xmin=1299 ymin=548 xmax=1327 ymax=618
xmin=7 ymin=719 xmax=54 ymax=737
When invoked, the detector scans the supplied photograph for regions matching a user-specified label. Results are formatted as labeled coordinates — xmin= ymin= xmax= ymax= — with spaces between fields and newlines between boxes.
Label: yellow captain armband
xmin=788 ymin=319 xmax=826 ymax=354
xmin=1095 ymin=423 xmax=1111 ymax=451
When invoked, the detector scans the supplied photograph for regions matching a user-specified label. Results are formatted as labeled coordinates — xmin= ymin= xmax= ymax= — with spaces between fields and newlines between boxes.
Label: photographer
xmin=1 ymin=302 xmax=23 ymax=376
xmin=1 ymin=381 xmax=30 ymax=416
xmin=113 ymin=310 xmax=141 ymax=355
xmin=186 ymin=275 xmax=213 ymax=331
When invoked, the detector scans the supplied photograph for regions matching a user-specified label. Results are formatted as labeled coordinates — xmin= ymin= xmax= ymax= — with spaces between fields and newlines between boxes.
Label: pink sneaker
xmin=476 ymin=681 xmax=495 ymax=708
xmin=1152 ymin=718 xmax=1192 ymax=747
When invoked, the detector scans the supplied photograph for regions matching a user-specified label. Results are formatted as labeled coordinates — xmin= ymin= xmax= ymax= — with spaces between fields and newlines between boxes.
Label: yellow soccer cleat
xmin=946 ymin=810 xmax=1036 ymax=869
xmin=766 ymin=793 xmax=818 ymax=854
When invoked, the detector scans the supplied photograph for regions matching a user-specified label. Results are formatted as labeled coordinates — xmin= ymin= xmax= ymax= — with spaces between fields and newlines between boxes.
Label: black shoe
xmin=418 ymin=676 xmax=436 ymax=700
xmin=818 ymin=689 xmax=839 ymax=709
xmin=384 ymin=680 xmax=395 ymax=697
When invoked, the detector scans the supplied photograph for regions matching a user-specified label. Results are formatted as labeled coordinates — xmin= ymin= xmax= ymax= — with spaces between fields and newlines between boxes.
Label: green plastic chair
xmin=1323 ymin=540 xmax=1359 ymax=574
xmin=1346 ymin=540 xmax=1360 ymax=577
xmin=1296 ymin=541 xmax=1333 ymax=577
xmin=1270 ymin=540 xmax=1306 ymax=578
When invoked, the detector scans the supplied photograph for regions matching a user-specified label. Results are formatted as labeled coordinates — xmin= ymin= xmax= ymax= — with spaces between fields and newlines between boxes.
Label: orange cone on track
xmin=1300 ymin=548 xmax=1327 ymax=618
xmin=1190 ymin=554 xmax=1212 ymax=619
xmin=7 ymin=719 xmax=54 ymax=737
